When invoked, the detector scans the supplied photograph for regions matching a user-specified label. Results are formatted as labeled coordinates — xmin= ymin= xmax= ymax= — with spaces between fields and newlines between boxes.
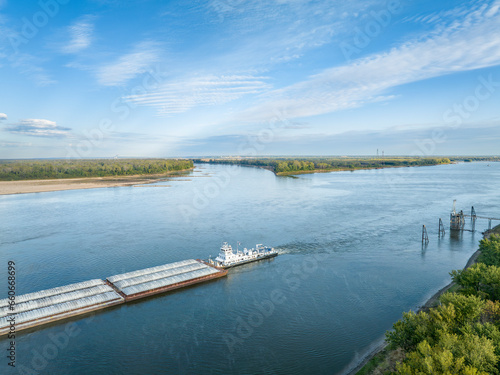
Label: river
xmin=1 ymin=161 xmax=499 ymax=374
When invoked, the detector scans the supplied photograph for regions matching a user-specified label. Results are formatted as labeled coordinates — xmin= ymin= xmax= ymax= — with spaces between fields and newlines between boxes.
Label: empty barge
xmin=0 ymin=279 xmax=124 ymax=336
xmin=106 ymin=259 xmax=227 ymax=301
xmin=0 ymin=259 xmax=226 ymax=336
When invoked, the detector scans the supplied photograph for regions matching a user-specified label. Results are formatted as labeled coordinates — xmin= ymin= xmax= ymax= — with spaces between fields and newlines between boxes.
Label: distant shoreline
xmin=0 ymin=169 xmax=192 ymax=195
xmin=276 ymin=164 xmax=443 ymax=176
xmin=194 ymin=157 xmax=456 ymax=176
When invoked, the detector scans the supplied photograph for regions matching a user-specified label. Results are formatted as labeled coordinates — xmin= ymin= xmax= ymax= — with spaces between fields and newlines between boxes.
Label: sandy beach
xmin=0 ymin=174 xmax=179 ymax=195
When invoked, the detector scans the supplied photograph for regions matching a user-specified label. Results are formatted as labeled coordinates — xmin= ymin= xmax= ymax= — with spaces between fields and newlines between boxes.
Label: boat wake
xmin=274 ymin=238 xmax=353 ymax=256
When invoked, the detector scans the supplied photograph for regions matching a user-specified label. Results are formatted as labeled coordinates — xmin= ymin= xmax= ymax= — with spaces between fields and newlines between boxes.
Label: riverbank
xmin=194 ymin=157 xmax=453 ymax=177
xmin=0 ymin=169 xmax=192 ymax=195
xmin=276 ymin=164 xmax=431 ymax=176
xmin=351 ymin=227 xmax=499 ymax=375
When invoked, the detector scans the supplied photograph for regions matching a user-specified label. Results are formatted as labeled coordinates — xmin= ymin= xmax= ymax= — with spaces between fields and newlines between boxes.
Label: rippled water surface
xmin=1 ymin=162 xmax=499 ymax=374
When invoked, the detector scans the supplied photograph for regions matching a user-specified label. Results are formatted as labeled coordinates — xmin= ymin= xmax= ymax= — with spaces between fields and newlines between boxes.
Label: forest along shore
xmin=195 ymin=157 xmax=500 ymax=176
xmin=351 ymin=224 xmax=500 ymax=375
xmin=0 ymin=159 xmax=193 ymax=195
xmin=193 ymin=156 xmax=454 ymax=175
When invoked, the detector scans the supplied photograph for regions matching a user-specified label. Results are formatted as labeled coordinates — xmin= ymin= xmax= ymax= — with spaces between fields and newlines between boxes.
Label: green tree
xmin=386 ymin=310 xmax=433 ymax=351
xmin=396 ymin=339 xmax=490 ymax=375
xmin=478 ymin=235 xmax=500 ymax=267
xmin=451 ymin=264 xmax=500 ymax=301
xmin=439 ymin=293 xmax=485 ymax=328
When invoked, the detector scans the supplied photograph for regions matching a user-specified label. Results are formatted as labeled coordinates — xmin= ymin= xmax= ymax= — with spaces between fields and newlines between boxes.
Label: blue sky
xmin=1 ymin=0 xmax=500 ymax=158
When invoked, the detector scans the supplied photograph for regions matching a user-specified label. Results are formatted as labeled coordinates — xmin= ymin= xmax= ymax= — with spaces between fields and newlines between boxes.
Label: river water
xmin=1 ymin=162 xmax=499 ymax=375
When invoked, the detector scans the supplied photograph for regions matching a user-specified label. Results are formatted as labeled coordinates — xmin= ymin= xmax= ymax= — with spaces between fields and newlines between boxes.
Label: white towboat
xmin=209 ymin=242 xmax=278 ymax=269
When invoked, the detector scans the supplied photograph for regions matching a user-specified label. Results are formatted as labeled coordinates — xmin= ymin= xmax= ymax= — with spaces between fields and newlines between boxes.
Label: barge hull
xmin=0 ymin=298 xmax=124 ymax=336
xmin=124 ymin=268 xmax=227 ymax=301
xmin=221 ymin=252 xmax=278 ymax=269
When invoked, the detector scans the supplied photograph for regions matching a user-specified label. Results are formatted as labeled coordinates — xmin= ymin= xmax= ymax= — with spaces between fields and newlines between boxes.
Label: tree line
xmin=0 ymin=159 xmax=193 ymax=181
xmin=193 ymin=157 xmax=452 ymax=175
xmin=385 ymin=234 xmax=500 ymax=374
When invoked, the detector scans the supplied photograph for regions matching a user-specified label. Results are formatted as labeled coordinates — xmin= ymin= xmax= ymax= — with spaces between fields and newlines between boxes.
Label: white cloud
xmin=5 ymin=119 xmax=72 ymax=137
xmin=124 ymin=75 xmax=271 ymax=115
xmin=62 ymin=16 xmax=94 ymax=54
xmin=240 ymin=0 xmax=500 ymax=121
xmin=96 ymin=41 xmax=161 ymax=86
xmin=0 ymin=113 xmax=6 ymax=120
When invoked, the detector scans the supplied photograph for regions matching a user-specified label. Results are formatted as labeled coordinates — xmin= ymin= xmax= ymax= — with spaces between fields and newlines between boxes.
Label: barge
xmin=0 ymin=279 xmax=124 ymax=336
xmin=0 ymin=259 xmax=226 ymax=336
xmin=107 ymin=259 xmax=227 ymax=302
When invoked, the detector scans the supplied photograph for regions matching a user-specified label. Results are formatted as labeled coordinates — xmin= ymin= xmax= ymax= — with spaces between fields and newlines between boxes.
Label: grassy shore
xmin=352 ymin=225 xmax=500 ymax=375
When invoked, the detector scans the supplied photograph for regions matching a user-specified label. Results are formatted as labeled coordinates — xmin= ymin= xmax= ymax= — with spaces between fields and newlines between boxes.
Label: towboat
xmin=209 ymin=242 xmax=278 ymax=269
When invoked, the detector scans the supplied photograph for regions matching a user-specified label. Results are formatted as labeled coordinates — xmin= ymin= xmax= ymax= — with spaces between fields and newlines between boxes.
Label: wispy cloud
xmin=240 ymin=1 xmax=500 ymax=121
xmin=203 ymin=0 xmax=374 ymax=69
xmin=5 ymin=119 xmax=72 ymax=137
xmin=0 ymin=11 xmax=56 ymax=86
xmin=61 ymin=16 xmax=95 ymax=54
xmin=124 ymin=75 xmax=271 ymax=115
xmin=95 ymin=41 xmax=161 ymax=86
xmin=403 ymin=1 xmax=488 ymax=26
xmin=0 ymin=113 xmax=6 ymax=120
xmin=0 ymin=141 xmax=32 ymax=148
xmin=101 ymin=0 xmax=382 ymax=117
xmin=0 ymin=30 xmax=55 ymax=85
xmin=9 ymin=53 xmax=56 ymax=86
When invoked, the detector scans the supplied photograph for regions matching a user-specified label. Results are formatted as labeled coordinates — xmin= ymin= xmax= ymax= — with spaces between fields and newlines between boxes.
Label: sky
xmin=0 ymin=0 xmax=500 ymax=158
